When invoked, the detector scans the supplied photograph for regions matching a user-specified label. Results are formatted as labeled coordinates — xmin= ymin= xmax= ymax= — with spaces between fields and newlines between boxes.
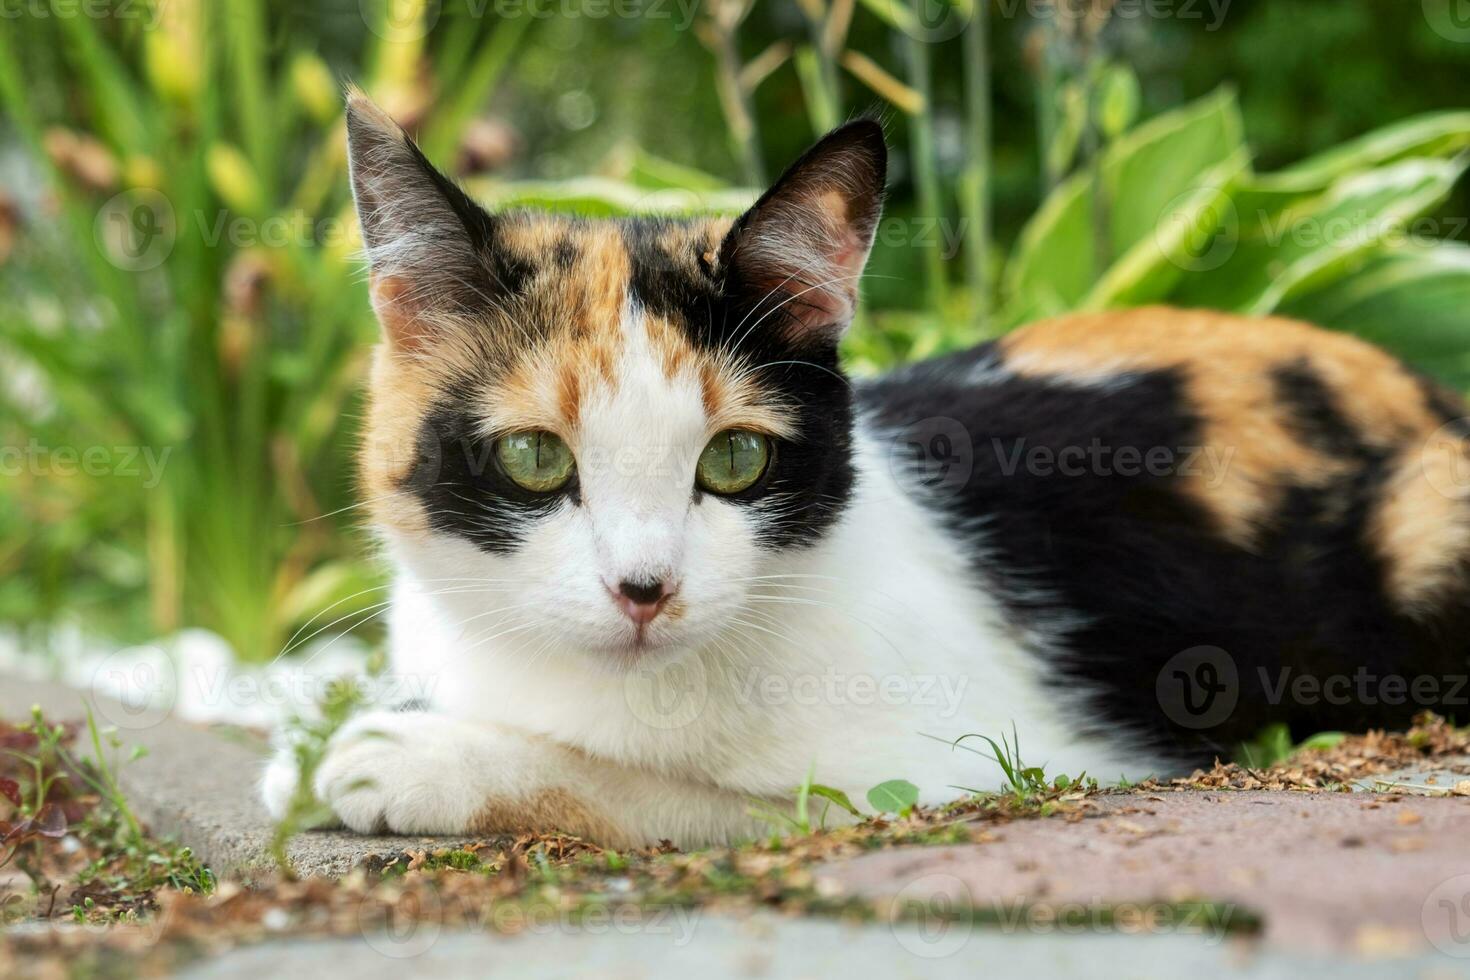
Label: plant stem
xmin=961 ymin=0 xmax=992 ymax=332
xmin=794 ymin=46 xmax=840 ymax=137
xmin=422 ymin=16 xmax=532 ymax=163
xmin=224 ymin=0 xmax=273 ymax=202
xmin=1035 ymin=10 xmax=1063 ymax=194
xmin=799 ymin=0 xmax=843 ymax=132
xmin=708 ymin=17 xmax=765 ymax=186
xmin=903 ymin=7 xmax=948 ymax=311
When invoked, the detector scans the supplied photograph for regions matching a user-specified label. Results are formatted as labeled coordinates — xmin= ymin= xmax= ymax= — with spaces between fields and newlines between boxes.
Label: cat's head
xmin=349 ymin=90 xmax=885 ymax=663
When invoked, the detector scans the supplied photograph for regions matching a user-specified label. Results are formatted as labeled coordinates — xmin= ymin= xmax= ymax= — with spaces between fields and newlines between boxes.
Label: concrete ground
xmin=0 ymin=676 xmax=510 ymax=879
xmin=4 ymin=674 xmax=1470 ymax=974
xmin=172 ymin=916 xmax=1464 ymax=980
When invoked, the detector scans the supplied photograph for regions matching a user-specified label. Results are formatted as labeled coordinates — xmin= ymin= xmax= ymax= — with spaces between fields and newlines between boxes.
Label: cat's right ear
xmin=345 ymin=88 xmax=498 ymax=353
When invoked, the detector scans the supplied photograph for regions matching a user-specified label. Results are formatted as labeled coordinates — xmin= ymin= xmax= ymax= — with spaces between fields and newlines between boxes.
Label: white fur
xmin=263 ymin=305 xmax=1166 ymax=846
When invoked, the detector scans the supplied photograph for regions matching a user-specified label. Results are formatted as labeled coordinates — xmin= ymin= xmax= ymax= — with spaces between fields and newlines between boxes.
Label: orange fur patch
xmin=1372 ymin=435 xmax=1470 ymax=615
xmin=471 ymin=787 xmax=627 ymax=848
xmin=1000 ymin=307 xmax=1448 ymax=547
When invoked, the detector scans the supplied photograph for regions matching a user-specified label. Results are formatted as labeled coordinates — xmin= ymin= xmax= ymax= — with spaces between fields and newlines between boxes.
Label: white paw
xmin=262 ymin=711 xmax=488 ymax=835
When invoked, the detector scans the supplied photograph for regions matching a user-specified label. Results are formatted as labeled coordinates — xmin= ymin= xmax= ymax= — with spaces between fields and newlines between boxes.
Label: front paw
xmin=317 ymin=711 xmax=490 ymax=834
xmin=272 ymin=711 xmax=487 ymax=835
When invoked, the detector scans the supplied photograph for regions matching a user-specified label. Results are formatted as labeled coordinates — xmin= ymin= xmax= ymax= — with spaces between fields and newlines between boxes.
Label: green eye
xmin=496 ymin=431 xmax=575 ymax=493
xmin=696 ymin=430 xmax=770 ymax=495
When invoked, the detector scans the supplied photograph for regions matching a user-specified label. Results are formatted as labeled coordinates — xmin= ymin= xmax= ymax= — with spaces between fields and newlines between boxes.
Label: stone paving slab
xmin=9 ymin=671 xmax=1470 ymax=962
xmin=0 ymin=676 xmax=509 ymax=879
xmin=1354 ymin=757 xmax=1470 ymax=793
xmin=813 ymin=790 xmax=1470 ymax=957
xmin=175 ymin=915 xmax=1463 ymax=980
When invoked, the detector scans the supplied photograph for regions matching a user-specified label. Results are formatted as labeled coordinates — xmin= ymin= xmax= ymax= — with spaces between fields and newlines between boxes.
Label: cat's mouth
xmin=582 ymin=614 xmax=695 ymax=666
xmin=611 ymin=622 xmax=679 ymax=659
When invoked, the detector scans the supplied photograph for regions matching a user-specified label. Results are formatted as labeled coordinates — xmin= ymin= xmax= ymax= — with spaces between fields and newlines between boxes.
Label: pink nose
xmin=616 ymin=579 xmax=669 ymax=625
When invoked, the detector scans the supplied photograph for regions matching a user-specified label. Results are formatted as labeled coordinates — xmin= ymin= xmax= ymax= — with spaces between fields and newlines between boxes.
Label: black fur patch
xmin=862 ymin=348 xmax=1470 ymax=766
xmin=401 ymin=402 xmax=574 ymax=554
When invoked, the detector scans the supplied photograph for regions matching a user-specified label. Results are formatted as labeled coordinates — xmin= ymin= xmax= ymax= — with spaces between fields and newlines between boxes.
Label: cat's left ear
xmin=717 ymin=119 xmax=886 ymax=345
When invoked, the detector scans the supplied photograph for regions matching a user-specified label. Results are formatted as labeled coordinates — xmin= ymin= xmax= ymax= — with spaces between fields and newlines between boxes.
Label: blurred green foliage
xmin=0 ymin=0 xmax=1467 ymax=661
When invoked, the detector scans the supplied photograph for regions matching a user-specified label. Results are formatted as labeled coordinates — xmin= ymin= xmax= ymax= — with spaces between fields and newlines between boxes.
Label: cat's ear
xmin=345 ymin=88 xmax=499 ymax=353
xmin=717 ymin=119 xmax=886 ymax=345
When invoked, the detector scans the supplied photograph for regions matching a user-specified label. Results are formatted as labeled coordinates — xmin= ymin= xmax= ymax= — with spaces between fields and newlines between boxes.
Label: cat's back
xmin=859 ymin=306 xmax=1470 ymax=762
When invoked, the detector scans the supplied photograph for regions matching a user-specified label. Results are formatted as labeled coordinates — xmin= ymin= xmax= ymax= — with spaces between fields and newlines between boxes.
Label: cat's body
xmin=262 ymin=95 xmax=1470 ymax=847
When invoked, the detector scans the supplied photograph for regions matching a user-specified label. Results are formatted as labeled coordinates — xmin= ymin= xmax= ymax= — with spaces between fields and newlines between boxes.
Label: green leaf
xmin=620 ymin=148 xmax=731 ymax=193
xmin=1297 ymin=732 xmax=1347 ymax=751
xmin=1254 ymin=111 xmax=1470 ymax=197
xmin=1228 ymin=111 xmax=1470 ymax=222
xmin=866 ymin=779 xmax=920 ymax=814
xmin=419 ymin=16 xmax=530 ymax=163
xmin=1279 ymin=243 xmax=1470 ymax=387
xmin=466 ymin=177 xmax=755 ymax=217
xmin=52 ymin=13 xmax=156 ymax=155
xmin=1170 ymin=156 xmax=1470 ymax=314
xmin=808 ymin=784 xmax=862 ymax=817
xmin=1003 ymin=87 xmax=1245 ymax=323
xmin=1235 ymin=723 xmax=1294 ymax=768
xmin=1082 ymin=147 xmax=1251 ymax=309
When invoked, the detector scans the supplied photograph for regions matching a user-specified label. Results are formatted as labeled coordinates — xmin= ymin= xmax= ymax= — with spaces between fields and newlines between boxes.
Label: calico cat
xmin=262 ymin=91 xmax=1470 ymax=847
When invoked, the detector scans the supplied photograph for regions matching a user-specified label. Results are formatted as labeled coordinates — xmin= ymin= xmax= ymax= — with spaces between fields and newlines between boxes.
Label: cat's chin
xmin=574 ymin=627 xmax=694 ymax=670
